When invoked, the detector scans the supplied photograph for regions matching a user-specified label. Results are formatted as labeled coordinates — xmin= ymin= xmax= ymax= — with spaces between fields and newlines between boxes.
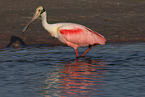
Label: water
xmin=0 ymin=43 xmax=145 ymax=97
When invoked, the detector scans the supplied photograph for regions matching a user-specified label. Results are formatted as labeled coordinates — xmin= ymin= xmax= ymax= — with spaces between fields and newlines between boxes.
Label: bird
xmin=22 ymin=6 xmax=106 ymax=58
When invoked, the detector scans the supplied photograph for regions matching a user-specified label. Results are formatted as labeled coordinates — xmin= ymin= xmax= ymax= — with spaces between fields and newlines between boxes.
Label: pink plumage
xmin=60 ymin=28 xmax=83 ymax=35
xmin=57 ymin=24 xmax=106 ymax=57
xmin=58 ymin=25 xmax=106 ymax=49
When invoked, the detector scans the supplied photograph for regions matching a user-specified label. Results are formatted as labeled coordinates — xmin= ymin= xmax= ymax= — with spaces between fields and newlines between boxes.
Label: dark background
xmin=0 ymin=0 xmax=145 ymax=48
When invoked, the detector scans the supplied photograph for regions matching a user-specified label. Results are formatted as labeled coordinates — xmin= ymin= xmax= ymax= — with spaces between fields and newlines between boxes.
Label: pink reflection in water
xmin=42 ymin=59 xmax=107 ymax=97
xmin=60 ymin=59 xmax=107 ymax=97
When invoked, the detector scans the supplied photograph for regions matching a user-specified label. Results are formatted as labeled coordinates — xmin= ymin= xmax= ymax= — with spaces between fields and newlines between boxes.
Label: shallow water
xmin=0 ymin=43 xmax=145 ymax=97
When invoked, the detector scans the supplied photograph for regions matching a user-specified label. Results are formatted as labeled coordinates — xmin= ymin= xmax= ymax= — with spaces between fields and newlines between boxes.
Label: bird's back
xmin=56 ymin=23 xmax=106 ymax=48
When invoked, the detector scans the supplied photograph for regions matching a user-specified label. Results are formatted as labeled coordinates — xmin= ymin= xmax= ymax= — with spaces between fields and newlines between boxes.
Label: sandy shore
xmin=0 ymin=0 xmax=145 ymax=48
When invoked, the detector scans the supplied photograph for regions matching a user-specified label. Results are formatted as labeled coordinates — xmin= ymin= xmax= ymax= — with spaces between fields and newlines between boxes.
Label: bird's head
xmin=22 ymin=6 xmax=45 ymax=33
xmin=32 ymin=6 xmax=45 ymax=20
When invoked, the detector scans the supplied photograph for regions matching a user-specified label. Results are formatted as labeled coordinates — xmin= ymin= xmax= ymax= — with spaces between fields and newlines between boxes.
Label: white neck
xmin=40 ymin=11 xmax=59 ymax=38
xmin=41 ymin=11 xmax=49 ymax=29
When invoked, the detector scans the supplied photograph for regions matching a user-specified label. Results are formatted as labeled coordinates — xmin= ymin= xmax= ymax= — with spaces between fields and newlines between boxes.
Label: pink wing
xmin=58 ymin=25 xmax=106 ymax=48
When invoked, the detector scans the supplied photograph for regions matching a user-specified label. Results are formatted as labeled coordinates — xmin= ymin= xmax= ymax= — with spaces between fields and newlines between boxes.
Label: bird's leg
xmin=81 ymin=45 xmax=92 ymax=57
xmin=75 ymin=49 xmax=79 ymax=58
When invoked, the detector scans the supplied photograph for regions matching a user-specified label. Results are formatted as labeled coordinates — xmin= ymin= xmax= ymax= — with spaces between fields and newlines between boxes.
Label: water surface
xmin=0 ymin=43 xmax=145 ymax=97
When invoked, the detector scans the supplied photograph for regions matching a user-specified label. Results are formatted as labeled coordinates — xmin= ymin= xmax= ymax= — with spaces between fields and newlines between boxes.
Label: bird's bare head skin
xmin=22 ymin=6 xmax=45 ymax=33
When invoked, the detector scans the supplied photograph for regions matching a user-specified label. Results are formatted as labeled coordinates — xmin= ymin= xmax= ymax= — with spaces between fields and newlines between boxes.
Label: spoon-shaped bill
xmin=22 ymin=21 xmax=31 ymax=33
xmin=22 ymin=9 xmax=41 ymax=33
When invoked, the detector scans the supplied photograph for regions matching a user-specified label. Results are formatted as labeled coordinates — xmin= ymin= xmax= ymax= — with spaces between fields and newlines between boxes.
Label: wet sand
xmin=0 ymin=0 xmax=145 ymax=48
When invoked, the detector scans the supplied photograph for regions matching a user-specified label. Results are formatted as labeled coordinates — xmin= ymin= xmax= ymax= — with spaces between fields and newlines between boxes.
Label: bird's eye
xmin=38 ymin=10 xmax=41 ymax=12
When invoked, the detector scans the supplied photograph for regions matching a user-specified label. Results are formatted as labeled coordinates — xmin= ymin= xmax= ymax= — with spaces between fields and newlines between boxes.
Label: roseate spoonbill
xmin=22 ymin=6 xmax=106 ymax=58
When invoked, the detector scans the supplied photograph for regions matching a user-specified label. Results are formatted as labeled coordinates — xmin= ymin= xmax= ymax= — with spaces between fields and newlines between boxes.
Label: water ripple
xmin=0 ymin=43 xmax=145 ymax=97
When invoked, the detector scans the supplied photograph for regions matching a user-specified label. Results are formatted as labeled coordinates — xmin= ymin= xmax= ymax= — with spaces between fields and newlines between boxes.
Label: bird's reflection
xmin=42 ymin=58 xmax=107 ymax=97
